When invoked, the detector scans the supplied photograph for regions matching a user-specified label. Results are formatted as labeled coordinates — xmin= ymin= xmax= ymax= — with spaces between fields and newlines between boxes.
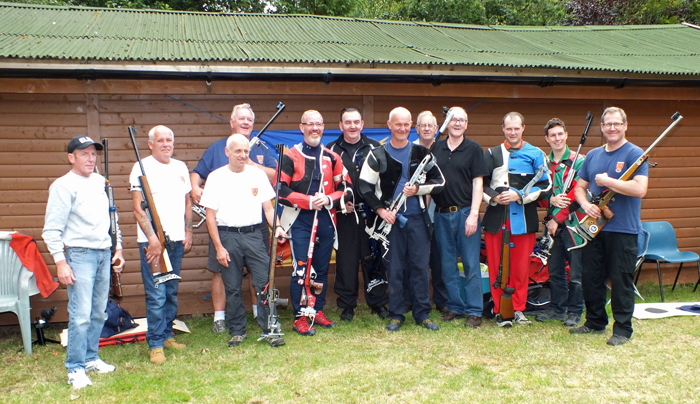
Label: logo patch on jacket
xmin=615 ymin=162 xmax=624 ymax=173
xmin=257 ymin=155 xmax=264 ymax=164
xmin=252 ymin=188 xmax=258 ymax=196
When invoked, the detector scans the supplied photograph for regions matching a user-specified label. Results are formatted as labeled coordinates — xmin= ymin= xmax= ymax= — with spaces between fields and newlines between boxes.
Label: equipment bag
xmin=100 ymin=300 xmax=137 ymax=338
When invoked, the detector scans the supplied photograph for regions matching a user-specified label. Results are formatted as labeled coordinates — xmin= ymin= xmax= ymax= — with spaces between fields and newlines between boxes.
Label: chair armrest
xmin=18 ymin=266 xmax=40 ymax=301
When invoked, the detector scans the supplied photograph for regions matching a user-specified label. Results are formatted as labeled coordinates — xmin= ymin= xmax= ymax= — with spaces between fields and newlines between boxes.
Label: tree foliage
xmin=5 ymin=0 xmax=699 ymax=25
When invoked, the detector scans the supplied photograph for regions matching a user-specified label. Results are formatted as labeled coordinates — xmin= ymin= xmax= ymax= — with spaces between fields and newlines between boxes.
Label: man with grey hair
xmin=190 ymin=103 xmax=277 ymax=334
xmin=359 ymin=107 xmax=445 ymax=332
xmin=200 ymin=134 xmax=287 ymax=347
xmin=571 ymin=106 xmax=648 ymax=346
xmin=130 ymin=125 xmax=193 ymax=364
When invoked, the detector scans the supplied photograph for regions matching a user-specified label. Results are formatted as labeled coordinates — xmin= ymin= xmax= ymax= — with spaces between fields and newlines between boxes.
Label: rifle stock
xmin=102 ymin=138 xmax=123 ymax=300
xmin=494 ymin=201 xmax=515 ymax=320
xmin=127 ymin=126 xmax=179 ymax=286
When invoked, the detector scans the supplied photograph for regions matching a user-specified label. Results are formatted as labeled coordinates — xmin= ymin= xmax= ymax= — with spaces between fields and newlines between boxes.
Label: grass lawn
xmin=2 ymin=282 xmax=700 ymax=403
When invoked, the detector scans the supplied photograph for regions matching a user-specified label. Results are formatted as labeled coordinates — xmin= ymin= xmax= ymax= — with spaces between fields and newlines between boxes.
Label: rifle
xmin=102 ymin=138 xmax=123 ymax=300
xmin=127 ymin=126 xmax=181 ymax=287
xmin=369 ymin=154 xmax=435 ymax=256
xmin=248 ymin=102 xmax=286 ymax=149
xmin=260 ymin=143 xmax=290 ymax=338
xmin=533 ymin=112 xmax=593 ymax=261
xmin=295 ymin=148 xmax=325 ymax=322
xmin=493 ymin=193 xmax=515 ymax=321
xmin=568 ymin=112 xmax=683 ymax=249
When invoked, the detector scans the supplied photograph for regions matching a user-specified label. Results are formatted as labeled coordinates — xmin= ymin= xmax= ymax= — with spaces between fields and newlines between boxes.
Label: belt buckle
xmin=448 ymin=206 xmax=459 ymax=213
xmin=238 ymin=226 xmax=246 ymax=234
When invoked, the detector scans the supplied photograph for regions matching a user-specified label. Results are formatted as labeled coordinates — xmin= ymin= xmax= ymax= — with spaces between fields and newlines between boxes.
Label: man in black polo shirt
xmin=432 ymin=107 xmax=489 ymax=328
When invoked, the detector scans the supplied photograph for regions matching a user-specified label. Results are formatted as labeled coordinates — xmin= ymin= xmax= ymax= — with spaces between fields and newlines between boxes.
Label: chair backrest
xmin=0 ymin=233 xmax=24 ymax=297
xmin=642 ymin=221 xmax=680 ymax=256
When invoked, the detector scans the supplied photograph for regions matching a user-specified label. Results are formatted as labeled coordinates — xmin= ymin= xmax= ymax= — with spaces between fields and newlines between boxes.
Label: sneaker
xmin=514 ymin=311 xmax=532 ymax=325
xmin=314 ymin=311 xmax=336 ymax=328
xmin=85 ymin=358 xmax=115 ymax=374
xmin=570 ymin=325 xmax=606 ymax=334
xmin=163 ymin=338 xmax=186 ymax=350
xmin=371 ymin=305 xmax=391 ymax=319
xmin=441 ymin=311 xmax=466 ymax=322
xmin=607 ymin=334 xmax=630 ymax=346
xmin=260 ymin=334 xmax=286 ymax=347
xmin=293 ymin=317 xmax=316 ymax=336
xmin=421 ymin=318 xmax=439 ymax=331
xmin=465 ymin=315 xmax=482 ymax=329
xmin=68 ymin=369 xmax=92 ymax=390
xmin=535 ymin=311 xmax=567 ymax=322
xmin=386 ymin=319 xmax=403 ymax=332
xmin=228 ymin=334 xmax=247 ymax=347
xmin=563 ymin=313 xmax=581 ymax=327
xmin=212 ymin=319 xmax=226 ymax=334
xmin=495 ymin=314 xmax=513 ymax=328
xmin=149 ymin=348 xmax=166 ymax=365
xmin=340 ymin=307 xmax=354 ymax=322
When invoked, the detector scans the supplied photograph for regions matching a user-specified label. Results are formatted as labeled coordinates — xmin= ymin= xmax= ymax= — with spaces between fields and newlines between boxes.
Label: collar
xmin=504 ymin=139 xmax=524 ymax=151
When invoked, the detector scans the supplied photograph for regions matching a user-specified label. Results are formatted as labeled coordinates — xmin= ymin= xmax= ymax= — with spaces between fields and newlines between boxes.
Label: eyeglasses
xmin=302 ymin=122 xmax=324 ymax=128
xmin=418 ymin=124 xmax=436 ymax=129
xmin=451 ymin=118 xmax=467 ymax=125
xmin=602 ymin=122 xmax=625 ymax=129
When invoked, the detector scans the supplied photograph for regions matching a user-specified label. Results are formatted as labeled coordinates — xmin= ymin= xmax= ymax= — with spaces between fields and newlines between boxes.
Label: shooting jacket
xmin=278 ymin=143 xmax=351 ymax=249
xmin=482 ymin=142 xmax=551 ymax=235
xmin=327 ymin=133 xmax=381 ymax=207
xmin=358 ymin=143 xmax=444 ymax=233
xmin=543 ymin=146 xmax=586 ymax=227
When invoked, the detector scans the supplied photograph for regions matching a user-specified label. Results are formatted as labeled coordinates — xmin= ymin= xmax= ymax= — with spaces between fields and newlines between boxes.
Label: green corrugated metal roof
xmin=1 ymin=2 xmax=699 ymax=75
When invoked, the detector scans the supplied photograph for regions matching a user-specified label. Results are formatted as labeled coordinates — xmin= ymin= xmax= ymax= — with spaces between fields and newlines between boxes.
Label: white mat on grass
xmin=633 ymin=302 xmax=700 ymax=320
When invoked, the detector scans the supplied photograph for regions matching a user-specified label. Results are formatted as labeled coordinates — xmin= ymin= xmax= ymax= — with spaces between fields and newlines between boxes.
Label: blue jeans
xmin=548 ymin=228 xmax=584 ymax=315
xmin=65 ymin=247 xmax=111 ymax=371
xmin=434 ymin=207 xmax=483 ymax=316
xmin=139 ymin=241 xmax=184 ymax=349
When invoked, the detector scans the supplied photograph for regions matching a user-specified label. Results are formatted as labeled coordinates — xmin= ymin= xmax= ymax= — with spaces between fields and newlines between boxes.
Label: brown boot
xmin=163 ymin=338 xmax=186 ymax=350
xmin=465 ymin=315 xmax=483 ymax=329
xmin=149 ymin=348 xmax=166 ymax=365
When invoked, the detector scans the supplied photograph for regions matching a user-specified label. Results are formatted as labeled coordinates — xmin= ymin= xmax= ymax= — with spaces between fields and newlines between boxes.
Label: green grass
xmin=2 ymin=283 xmax=700 ymax=403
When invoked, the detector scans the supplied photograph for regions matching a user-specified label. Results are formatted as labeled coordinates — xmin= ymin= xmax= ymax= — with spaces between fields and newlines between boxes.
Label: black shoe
xmin=371 ymin=305 xmax=390 ymax=319
xmin=569 ymin=325 xmax=606 ymax=334
xmin=435 ymin=305 xmax=449 ymax=315
xmin=340 ymin=307 xmax=354 ymax=322
xmin=563 ymin=313 xmax=581 ymax=327
xmin=535 ymin=311 xmax=567 ymax=322
xmin=607 ymin=334 xmax=630 ymax=346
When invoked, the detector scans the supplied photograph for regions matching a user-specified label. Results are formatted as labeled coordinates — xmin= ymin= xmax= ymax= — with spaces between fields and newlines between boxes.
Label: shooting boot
xmin=149 ymin=348 xmax=166 ymax=365
xmin=164 ymin=338 xmax=186 ymax=350
xmin=293 ymin=317 xmax=316 ymax=336
xmin=314 ymin=311 xmax=336 ymax=328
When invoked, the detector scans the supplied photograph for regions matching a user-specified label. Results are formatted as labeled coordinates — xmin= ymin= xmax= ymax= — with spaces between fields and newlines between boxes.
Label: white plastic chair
xmin=0 ymin=231 xmax=41 ymax=354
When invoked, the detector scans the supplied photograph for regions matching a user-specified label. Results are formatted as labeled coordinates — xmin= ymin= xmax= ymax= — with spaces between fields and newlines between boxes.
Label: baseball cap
xmin=67 ymin=135 xmax=103 ymax=153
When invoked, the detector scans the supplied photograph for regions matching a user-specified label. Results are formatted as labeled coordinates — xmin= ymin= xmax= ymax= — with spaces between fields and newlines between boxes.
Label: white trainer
xmin=68 ymin=368 xmax=93 ymax=390
xmin=514 ymin=310 xmax=532 ymax=325
xmin=85 ymin=358 xmax=116 ymax=373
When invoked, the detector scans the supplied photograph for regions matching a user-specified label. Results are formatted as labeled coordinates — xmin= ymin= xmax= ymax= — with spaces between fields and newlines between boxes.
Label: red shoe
xmin=314 ymin=311 xmax=336 ymax=328
xmin=293 ymin=317 xmax=316 ymax=336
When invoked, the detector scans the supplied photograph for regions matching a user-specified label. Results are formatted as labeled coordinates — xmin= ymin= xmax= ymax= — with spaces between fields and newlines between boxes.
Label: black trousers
xmin=581 ymin=231 xmax=637 ymax=338
xmin=334 ymin=211 xmax=389 ymax=310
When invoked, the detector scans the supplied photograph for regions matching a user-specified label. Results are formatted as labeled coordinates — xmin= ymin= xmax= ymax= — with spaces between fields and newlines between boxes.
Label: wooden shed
xmin=1 ymin=3 xmax=699 ymax=324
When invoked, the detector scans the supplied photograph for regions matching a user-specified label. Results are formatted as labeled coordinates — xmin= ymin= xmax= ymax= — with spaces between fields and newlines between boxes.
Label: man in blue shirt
xmin=190 ymin=103 xmax=277 ymax=334
xmin=571 ymin=107 xmax=648 ymax=346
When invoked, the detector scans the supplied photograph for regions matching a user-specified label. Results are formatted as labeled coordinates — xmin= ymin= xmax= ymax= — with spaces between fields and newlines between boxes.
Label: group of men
xmin=44 ymin=101 xmax=646 ymax=389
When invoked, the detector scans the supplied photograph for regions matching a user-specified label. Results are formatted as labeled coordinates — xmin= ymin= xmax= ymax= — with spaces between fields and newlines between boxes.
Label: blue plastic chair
xmin=0 ymin=232 xmax=41 ymax=354
xmin=636 ymin=221 xmax=700 ymax=302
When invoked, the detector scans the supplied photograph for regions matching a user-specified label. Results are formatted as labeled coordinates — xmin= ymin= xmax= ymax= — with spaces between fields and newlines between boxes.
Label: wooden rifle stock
xmin=570 ymin=112 xmax=682 ymax=249
xmin=102 ymin=138 xmax=123 ymax=300
xmin=127 ymin=126 xmax=177 ymax=281
xmin=494 ymin=201 xmax=515 ymax=320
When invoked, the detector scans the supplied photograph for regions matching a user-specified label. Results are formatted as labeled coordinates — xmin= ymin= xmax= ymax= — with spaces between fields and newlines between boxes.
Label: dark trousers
xmin=581 ymin=231 xmax=637 ymax=338
xmin=403 ymin=230 xmax=448 ymax=308
xmin=214 ymin=228 xmax=271 ymax=337
xmin=334 ymin=211 xmax=389 ymax=310
xmin=386 ymin=215 xmax=431 ymax=323
xmin=548 ymin=228 xmax=584 ymax=315
xmin=290 ymin=210 xmax=334 ymax=318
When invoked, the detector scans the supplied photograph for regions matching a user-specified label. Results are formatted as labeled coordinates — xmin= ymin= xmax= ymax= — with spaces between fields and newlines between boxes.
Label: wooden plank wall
xmin=0 ymin=80 xmax=698 ymax=325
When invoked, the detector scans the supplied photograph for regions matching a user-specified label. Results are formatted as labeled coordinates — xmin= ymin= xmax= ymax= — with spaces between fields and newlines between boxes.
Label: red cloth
xmin=9 ymin=233 xmax=59 ymax=298
xmin=485 ymin=225 xmax=536 ymax=313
